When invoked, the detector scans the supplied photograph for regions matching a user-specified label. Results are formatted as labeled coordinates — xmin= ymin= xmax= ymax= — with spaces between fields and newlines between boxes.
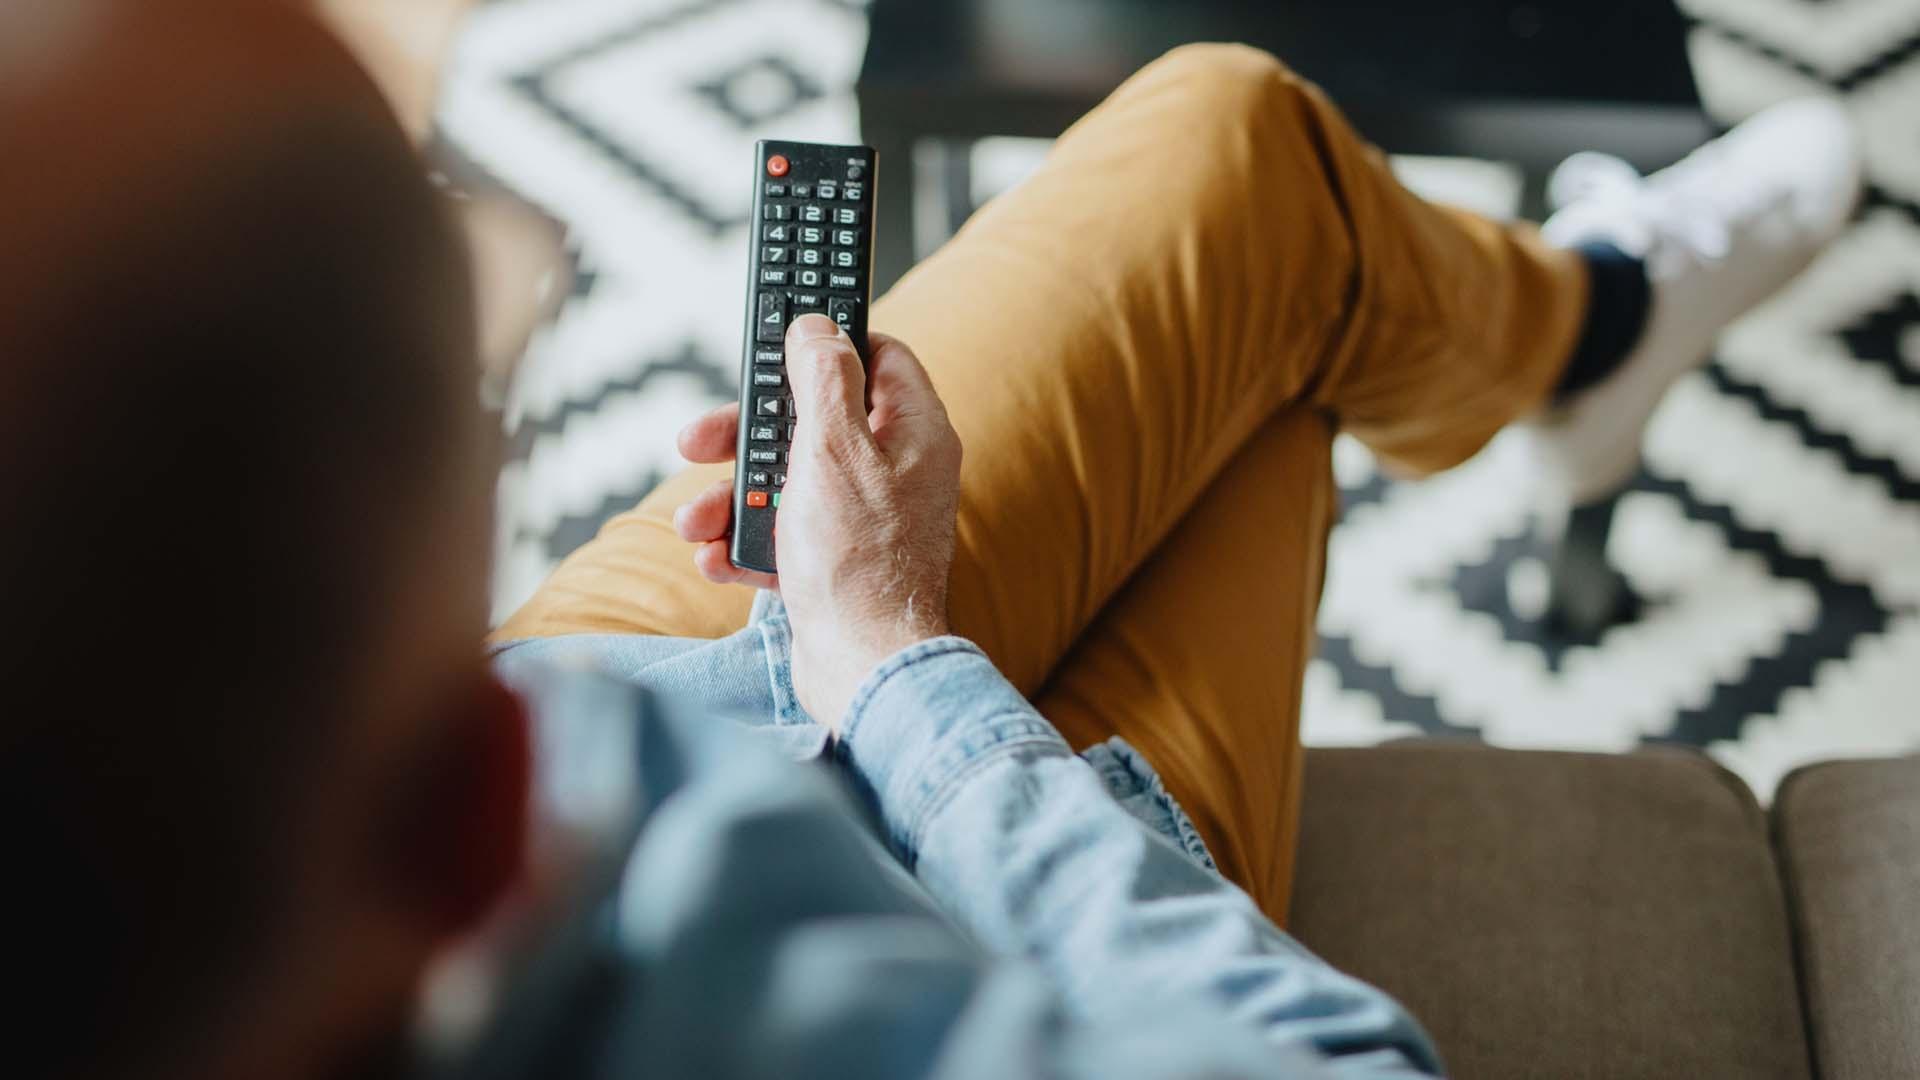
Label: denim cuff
xmin=838 ymin=637 xmax=1072 ymax=864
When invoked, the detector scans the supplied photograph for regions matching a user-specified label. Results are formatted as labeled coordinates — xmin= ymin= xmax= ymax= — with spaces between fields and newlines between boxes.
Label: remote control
xmin=729 ymin=139 xmax=877 ymax=573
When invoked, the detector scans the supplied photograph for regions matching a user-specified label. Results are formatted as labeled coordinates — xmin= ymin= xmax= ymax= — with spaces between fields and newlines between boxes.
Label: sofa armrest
xmin=1773 ymin=755 xmax=1920 ymax=1080
xmin=1288 ymin=741 xmax=1810 ymax=1080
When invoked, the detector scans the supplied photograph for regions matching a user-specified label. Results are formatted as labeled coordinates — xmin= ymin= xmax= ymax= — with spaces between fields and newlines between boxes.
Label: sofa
xmin=1287 ymin=742 xmax=1919 ymax=1079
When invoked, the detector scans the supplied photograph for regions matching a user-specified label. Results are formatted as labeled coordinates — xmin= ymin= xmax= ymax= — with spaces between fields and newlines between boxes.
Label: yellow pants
xmin=496 ymin=45 xmax=1589 ymax=925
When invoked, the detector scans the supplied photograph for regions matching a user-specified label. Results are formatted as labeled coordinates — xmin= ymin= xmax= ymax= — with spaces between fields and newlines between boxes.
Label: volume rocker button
xmin=756 ymin=291 xmax=786 ymax=342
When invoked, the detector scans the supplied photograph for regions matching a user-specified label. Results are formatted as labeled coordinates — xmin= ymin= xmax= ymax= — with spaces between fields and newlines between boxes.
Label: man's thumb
xmin=785 ymin=314 xmax=869 ymax=441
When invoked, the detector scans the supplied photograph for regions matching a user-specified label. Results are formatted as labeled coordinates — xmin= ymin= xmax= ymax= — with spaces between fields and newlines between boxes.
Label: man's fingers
xmin=693 ymin=539 xmax=778 ymax=591
xmin=784 ymin=314 xmax=871 ymax=447
xmin=672 ymin=478 xmax=735 ymax=543
xmin=693 ymin=540 xmax=746 ymax=583
xmin=866 ymin=334 xmax=940 ymax=418
xmin=676 ymin=403 xmax=740 ymax=464
xmin=865 ymin=333 xmax=953 ymax=457
xmin=678 ymin=483 xmax=777 ymax=590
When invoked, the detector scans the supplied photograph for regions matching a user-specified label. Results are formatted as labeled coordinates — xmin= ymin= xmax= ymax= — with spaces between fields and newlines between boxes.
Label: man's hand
xmin=673 ymin=314 xmax=963 ymax=729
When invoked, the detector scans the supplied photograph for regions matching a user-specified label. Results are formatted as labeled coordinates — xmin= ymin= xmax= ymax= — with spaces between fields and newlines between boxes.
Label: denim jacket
xmin=486 ymin=592 xmax=1441 ymax=1079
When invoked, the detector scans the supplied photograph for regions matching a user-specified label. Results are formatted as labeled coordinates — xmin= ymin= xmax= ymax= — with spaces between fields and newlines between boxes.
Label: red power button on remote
xmin=766 ymin=154 xmax=790 ymax=177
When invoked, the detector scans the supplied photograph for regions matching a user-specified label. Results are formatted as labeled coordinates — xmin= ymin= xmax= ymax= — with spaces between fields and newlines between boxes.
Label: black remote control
xmin=730 ymin=139 xmax=877 ymax=573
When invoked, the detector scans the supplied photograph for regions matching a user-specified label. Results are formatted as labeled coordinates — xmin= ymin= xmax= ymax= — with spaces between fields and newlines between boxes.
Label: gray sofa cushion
xmin=1288 ymin=741 xmax=1809 ymax=1080
xmin=1772 ymin=755 xmax=1920 ymax=1080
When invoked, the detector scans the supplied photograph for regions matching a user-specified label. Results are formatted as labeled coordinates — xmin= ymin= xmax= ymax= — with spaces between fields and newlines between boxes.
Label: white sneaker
xmin=1520 ymin=98 xmax=1863 ymax=509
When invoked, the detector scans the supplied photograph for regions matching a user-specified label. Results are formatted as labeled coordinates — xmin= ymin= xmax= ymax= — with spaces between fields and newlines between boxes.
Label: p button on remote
xmin=827 ymin=297 xmax=857 ymax=330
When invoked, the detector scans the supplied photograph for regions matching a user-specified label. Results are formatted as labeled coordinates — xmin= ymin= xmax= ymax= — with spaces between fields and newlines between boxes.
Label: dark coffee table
xmin=857 ymin=0 xmax=1707 ymax=292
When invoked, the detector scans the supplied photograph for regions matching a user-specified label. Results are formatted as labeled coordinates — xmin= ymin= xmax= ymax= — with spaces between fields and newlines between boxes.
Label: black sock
xmin=1554 ymin=241 xmax=1651 ymax=401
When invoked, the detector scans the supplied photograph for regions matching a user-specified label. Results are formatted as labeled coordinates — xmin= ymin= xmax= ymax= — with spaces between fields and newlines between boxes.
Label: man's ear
xmin=387 ymin=669 xmax=531 ymax=942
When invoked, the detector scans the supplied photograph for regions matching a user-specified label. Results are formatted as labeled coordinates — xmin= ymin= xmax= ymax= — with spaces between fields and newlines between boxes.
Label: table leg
xmin=943 ymin=137 xmax=976 ymax=238
xmin=862 ymin=96 xmax=917 ymax=297
xmin=1546 ymin=493 xmax=1636 ymax=636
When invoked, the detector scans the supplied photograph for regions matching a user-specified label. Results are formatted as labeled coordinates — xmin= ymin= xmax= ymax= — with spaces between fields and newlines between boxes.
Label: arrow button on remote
xmin=756 ymin=291 xmax=786 ymax=342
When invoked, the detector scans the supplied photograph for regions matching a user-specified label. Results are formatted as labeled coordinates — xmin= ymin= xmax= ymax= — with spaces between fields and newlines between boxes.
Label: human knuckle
xmin=799 ymin=337 xmax=857 ymax=371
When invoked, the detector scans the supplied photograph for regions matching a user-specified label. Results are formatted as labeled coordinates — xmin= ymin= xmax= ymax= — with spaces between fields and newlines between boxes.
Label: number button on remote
xmin=798 ymin=205 xmax=825 ymax=223
xmin=833 ymin=207 xmax=861 ymax=226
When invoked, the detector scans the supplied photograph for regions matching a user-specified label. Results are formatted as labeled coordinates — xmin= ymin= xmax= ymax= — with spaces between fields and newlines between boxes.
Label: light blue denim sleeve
xmin=492 ymin=658 xmax=1432 ymax=1080
xmin=837 ymin=637 xmax=1443 ymax=1076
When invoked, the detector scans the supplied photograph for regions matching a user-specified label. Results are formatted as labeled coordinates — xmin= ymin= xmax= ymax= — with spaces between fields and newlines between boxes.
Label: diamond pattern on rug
xmin=443 ymin=0 xmax=1920 ymax=795
xmin=691 ymin=55 xmax=826 ymax=127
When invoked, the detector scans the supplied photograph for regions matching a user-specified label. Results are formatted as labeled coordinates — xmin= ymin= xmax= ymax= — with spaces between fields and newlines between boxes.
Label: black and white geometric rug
xmin=442 ymin=0 xmax=1920 ymax=796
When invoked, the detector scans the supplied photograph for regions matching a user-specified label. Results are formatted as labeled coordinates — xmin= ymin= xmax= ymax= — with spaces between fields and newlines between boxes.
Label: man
xmin=0 ymin=1 xmax=1858 ymax=1078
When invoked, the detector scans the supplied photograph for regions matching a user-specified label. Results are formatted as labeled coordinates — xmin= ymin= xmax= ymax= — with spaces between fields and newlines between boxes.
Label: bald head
xmin=0 ymin=4 xmax=487 ymax=1076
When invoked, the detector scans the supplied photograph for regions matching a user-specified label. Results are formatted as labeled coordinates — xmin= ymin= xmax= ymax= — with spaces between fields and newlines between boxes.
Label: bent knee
xmin=1143 ymin=42 xmax=1305 ymax=116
